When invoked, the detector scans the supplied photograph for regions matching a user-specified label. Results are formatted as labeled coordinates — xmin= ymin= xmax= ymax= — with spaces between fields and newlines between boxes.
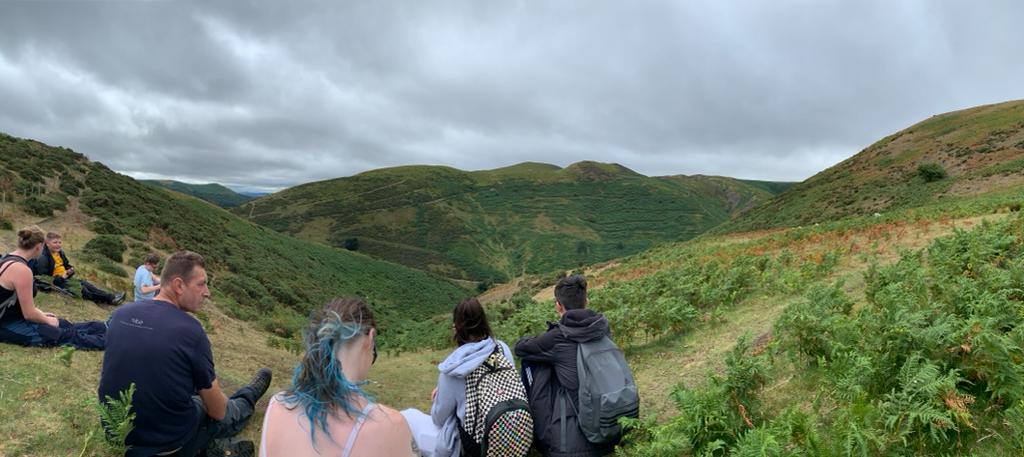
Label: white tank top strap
xmin=259 ymin=394 xmax=283 ymax=457
xmin=340 ymin=402 xmax=377 ymax=457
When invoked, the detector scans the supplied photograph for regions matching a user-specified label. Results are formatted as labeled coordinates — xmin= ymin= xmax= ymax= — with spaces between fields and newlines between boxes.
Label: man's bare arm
xmin=197 ymin=379 xmax=229 ymax=421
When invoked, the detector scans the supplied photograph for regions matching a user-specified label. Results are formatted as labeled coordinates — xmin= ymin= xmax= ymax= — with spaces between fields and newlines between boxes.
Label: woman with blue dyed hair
xmin=260 ymin=297 xmax=418 ymax=457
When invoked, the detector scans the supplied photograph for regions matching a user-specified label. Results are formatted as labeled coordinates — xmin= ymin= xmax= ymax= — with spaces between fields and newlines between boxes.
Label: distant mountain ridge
xmin=237 ymin=161 xmax=792 ymax=282
xmin=722 ymin=100 xmax=1024 ymax=232
xmin=142 ymin=179 xmax=254 ymax=208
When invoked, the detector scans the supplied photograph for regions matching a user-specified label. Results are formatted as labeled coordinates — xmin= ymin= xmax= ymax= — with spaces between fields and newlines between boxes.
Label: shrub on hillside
xmin=21 ymin=195 xmax=67 ymax=217
xmin=343 ymin=237 xmax=359 ymax=251
xmin=90 ymin=255 xmax=128 ymax=278
xmin=88 ymin=219 xmax=123 ymax=235
xmin=84 ymin=235 xmax=127 ymax=263
xmin=0 ymin=215 xmax=11 ymax=231
xmin=13 ymin=180 xmax=38 ymax=196
xmin=916 ymin=162 xmax=948 ymax=182
xmin=59 ymin=176 xmax=83 ymax=196
xmin=218 ymin=274 xmax=276 ymax=311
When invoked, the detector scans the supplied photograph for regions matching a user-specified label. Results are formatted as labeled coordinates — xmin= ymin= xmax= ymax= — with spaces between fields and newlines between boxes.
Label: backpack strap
xmin=0 ymin=255 xmax=27 ymax=277
xmin=560 ymin=391 xmax=567 ymax=452
xmin=1 ymin=254 xmax=26 ymax=266
xmin=472 ymin=345 xmax=505 ymax=434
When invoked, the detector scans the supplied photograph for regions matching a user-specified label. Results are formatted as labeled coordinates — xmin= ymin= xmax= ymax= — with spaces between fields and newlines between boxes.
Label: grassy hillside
xmin=3 ymin=135 xmax=1024 ymax=455
xmin=0 ymin=133 xmax=467 ymax=348
xmin=4 ymin=184 xmax=1022 ymax=456
xmin=723 ymin=100 xmax=1024 ymax=232
xmin=480 ymin=186 xmax=1024 ymax=455
xmin=141 ymin=180 xmax=254 ymax=208
xmin=236 ymin=161 xmax=790 ymax=283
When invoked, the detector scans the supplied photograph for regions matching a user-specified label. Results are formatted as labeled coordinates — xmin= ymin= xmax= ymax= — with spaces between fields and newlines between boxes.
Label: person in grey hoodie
xmin=430 ymin=298 xmax=515 ymax=457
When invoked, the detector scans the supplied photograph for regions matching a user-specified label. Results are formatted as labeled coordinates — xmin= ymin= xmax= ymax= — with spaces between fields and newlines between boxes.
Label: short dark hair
xmin=144 ymin=253 xmax=160 ymax=266
xmin=160 ymin=251 xmax=205 ymax=285
xmin=45 ymin=232 xmax=61 ymax=241
xmin=555 ymin=274 xmax=587 ymax=310
xmin=453 ymin=298 xmax=492 ymax=346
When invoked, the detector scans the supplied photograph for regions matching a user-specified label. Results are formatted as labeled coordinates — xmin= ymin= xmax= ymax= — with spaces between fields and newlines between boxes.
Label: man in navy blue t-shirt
xmin=98 ymin=251 xmax=271 ymax=456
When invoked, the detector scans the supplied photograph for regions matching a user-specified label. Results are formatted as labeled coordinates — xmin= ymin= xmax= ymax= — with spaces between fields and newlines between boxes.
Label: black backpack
xmin=459 ymin=347 xmax=534 ymax=457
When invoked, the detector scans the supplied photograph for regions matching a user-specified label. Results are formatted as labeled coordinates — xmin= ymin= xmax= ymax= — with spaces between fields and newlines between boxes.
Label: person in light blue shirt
xmin=133 ymin=253 xmax=161 ymax=301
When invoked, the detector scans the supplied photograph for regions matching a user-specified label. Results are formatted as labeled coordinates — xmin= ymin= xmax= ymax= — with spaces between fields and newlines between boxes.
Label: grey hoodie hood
xmin=431 ymin=337 xmax=515 ymax=457
xmin=556 ymin=308 xmax=610 ymax=343
xmin=438 ymin=337 xmax=513 ymax=378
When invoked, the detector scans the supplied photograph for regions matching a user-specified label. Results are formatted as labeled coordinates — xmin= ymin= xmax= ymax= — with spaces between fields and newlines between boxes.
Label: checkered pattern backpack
xmin=458 ymin=346 xmax=534 ymax=457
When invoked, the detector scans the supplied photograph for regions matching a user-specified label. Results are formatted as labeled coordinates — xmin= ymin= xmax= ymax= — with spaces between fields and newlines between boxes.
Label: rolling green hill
xmin=141 ymin=179 xmax=255 ymax=208
xmin=0 ymin=132 xmax=467 ymax=348
xmin=723 ymin=100 xmax=1024 ymax=232
xmin=236 ymin=161 xmax=791 ymax=282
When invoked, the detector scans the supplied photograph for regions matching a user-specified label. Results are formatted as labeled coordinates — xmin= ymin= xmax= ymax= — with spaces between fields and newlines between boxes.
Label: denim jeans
xmin=125 ymin=386 xmax=257 ymax=457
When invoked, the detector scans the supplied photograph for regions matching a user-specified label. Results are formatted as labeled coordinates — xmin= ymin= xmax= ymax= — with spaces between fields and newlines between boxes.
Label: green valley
xmin=3 ymin=100 xmax=1024 ymax=456
xmin=236 ymin=161 xmax=790 ymax=283
xmin=141 ymin=180 xmax=255 ymax=208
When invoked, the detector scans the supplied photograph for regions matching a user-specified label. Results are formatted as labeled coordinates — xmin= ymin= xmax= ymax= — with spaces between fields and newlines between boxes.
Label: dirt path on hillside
xmin=629 ymin=295 xmax=791 ymax=421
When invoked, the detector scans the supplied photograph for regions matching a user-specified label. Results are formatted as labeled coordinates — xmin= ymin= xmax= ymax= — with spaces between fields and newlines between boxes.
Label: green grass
xmin=0 ymin=287 xmax=303 ymax=456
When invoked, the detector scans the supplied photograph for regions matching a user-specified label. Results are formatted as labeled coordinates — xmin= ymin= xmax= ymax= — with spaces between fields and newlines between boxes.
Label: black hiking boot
xmin=112 ymin=292 xmax=126 ymax=305
xmin=237 ymin=367 xmax=272 ymax=406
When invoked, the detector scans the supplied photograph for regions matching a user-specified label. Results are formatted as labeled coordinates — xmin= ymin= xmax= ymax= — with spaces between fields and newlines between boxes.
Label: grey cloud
xmin=1 ymin=0 xmax=1022 ymax=189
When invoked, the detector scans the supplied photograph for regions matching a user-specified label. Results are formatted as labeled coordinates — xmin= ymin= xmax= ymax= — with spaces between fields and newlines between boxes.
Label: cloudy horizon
xmin=2 ymin=1 xmax=1022 ymax=193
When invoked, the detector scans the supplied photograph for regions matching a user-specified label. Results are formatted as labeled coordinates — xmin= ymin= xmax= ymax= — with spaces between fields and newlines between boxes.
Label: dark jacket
xmin=33 ymin=245 xmax=72 ymax=278
xmin=515 ymin=309 xmax=616 ymax=457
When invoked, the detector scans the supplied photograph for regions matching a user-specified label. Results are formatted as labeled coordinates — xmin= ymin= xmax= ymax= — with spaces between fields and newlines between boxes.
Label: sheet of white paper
xmin=401 ymin=408 xmax=439 ymax=457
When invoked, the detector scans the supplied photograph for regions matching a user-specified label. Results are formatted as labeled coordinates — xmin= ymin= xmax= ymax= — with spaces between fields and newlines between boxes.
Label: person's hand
xmin=43 ymin=312 xmax=57 ymax=318
xmin=46 ymin=315 xmax=60 ymax=327
xmin=62 ymin=271 xmax=71 ymax=279
xmin=431 ymin=387 xmax=438 ymax=401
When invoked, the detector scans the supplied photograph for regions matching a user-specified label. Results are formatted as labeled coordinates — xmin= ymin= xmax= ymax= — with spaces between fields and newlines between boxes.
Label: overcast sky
xmin=1 ymin=1 xmax=1022 ymax=192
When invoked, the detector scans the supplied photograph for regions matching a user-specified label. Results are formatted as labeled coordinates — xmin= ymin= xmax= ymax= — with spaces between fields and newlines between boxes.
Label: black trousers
xmin=54 ymin=276 xmax=116 ymax=304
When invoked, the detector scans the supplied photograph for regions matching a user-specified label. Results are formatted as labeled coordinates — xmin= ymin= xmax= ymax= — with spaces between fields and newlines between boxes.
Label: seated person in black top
xmin=98 ymin=250 xmax=271 ymax=457
xmin=514 ymin=275 xmax=618 ymax=457
xmin=34 ymin=232 xmax=125 ymax=305
xmin=0 ymin=227 xmax=106 ymax=349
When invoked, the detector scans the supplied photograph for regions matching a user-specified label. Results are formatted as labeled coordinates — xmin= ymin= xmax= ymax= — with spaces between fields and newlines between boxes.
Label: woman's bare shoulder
xmin=369 ymin=404 xmax=411 ymax=429
xmin=365 ymin=404 xmax=416 ymax=455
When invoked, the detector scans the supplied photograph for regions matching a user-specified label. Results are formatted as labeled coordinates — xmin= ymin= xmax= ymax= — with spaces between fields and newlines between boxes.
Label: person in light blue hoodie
xmin=429 ymin=298 xmax=515 ymax=457
xmin=132 ymin=253 xmax=161 ymax=301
